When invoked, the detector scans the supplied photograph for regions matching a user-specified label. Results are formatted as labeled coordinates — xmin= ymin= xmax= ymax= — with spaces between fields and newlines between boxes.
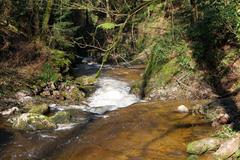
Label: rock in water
xmin=27 ymin=103 xmax=49 ymax=114
xmin=75 ymin=75 xmax=96 ymax=86
xmin=15 ymin=90 xmax=33 ymax=103
xmin=0 ymin=107 xmax=19 ymax=116
xmin=40 ymin=91 xmax=51 ymax=97
xmin=177 ymin=105 xmax=189 ymax=113
xmin=12 ymin=113 xmax=56 ymax=130
xmin=187 ymin=155 xmax=199 ymax=160
xmin=214 ymin=137 xmax=240 ymax=159
xmin=50 ymin=111 xmax=71 ymax=124
xmin=187 ymin=138 xmax=221 ymax=155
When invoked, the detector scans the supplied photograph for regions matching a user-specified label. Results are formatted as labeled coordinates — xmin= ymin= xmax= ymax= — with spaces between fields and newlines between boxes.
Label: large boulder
xmin=12 ymin=113 xmax=56 ymax=130
xmin=75 ymin=75 xmax=96 ymax=86
xmin=213 ymin=137 xmax=240 ymax=159
xmin=50 ymin=111 xmax=71 ymax=124
xmin=26 ymin=103 xmax=49 ymax=114
xmin=187 ymin=138 xmax=221 ymax=155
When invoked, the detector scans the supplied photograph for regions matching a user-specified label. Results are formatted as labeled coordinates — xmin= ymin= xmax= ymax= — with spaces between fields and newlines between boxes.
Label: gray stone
xmin=0 ymin=107 xmax=19 ymax=116
xmin=52 ymin=90 xmax=61 ymax=98
xmin=40 ymin=90 xmax=51 ymax=97
xmin=15 ymin=90 xmax=31 ymax=99
xmin=177 ymin=105 xmax=189 ymax=113
xmin=213 ymin=137 xmax=240 ymax=160
xmin=187 ymin=138 xmax=221 ymax=155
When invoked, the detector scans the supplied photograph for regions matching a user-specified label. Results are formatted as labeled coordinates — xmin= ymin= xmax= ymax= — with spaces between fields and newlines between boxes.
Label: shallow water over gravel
xmin=51 ymin=101 xmax=215 ymax=160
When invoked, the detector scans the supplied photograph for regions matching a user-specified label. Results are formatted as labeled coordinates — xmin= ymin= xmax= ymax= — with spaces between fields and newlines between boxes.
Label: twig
xmin=174 ymin=76 xmax=194 ymax=92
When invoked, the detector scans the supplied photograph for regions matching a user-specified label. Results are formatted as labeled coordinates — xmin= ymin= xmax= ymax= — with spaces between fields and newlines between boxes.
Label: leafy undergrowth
xmin=0 ymin=39 xmax=72 ymax=98
xmin=215 ymin=125 xmax=238 ymax=139
xmin=136 ymin=2 xmax=240 ymax=100
xmin=0 ymin=67 xmax=33 ymax=97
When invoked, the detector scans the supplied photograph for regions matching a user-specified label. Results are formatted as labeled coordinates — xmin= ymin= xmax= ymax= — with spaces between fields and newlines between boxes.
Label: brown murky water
xmin=104 ymin=65 xmax=144 ymax=82
xmin=0 ymin=65 xmax=215 ymax=160
xmin=51 ymin=101 xmax=214 ymax=160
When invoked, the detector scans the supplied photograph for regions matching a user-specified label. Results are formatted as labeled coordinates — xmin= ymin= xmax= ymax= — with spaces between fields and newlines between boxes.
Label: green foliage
xmin=50 ymin=49 xmax=71 ymax=72
xmin=0 ymin=89 xmax=4 ymax=97
xmin=97 ymin=22 xmax=117 ymax=30
xmin=177 ymin=54 xmax=193 ymax=71
xmin=39 ymin=63 xmax=60 ymax=83
xmin=49 ymin=0 xmax=79 ymax=51
xmin=188 ymin=0 xmax=239 ymax=69
xmin=50 ymin=22 xmax=77 ymax=49
xmin=214 ymin=125 xmax=237 ymax=139
xmin=157 ymin=59 xmax=180 ymax=86
xmin=144 ymin=24 xmax=191 ymax=79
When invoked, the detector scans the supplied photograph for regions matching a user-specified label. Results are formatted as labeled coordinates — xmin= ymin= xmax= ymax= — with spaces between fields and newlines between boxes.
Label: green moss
xmin=186 ymin=138 xmax=221 ymax=155
xmin=75 ymin=75 xmax=96 ymax=86
xmin=221 ymin=49 xmax=239 ymax=66
xmin=70 ymin=87 xmax=85 ymax=101
xmin=27 ymin=103 xmax=49 ymax=114
xmin=144 ymin=59 xmax=181 ymax=95
xmin=60 ymin=86 xmax=85 ymax=101
xmin=214 ymin=125 xmax=237 ymax=139
xmin=159 ymin=59 xmax=180 ymax=85
xmin=130 ymin=80 xmax=142 ymax=96
xmin=187 ymin=155 xmax=199 ymax=160
xmin=232 ymin=149 xmax=240 ymax=159
xmin=12 ymin=113 xmax=56 ymax=130
xmin=50 ymin=111 xmax=71 ymax=124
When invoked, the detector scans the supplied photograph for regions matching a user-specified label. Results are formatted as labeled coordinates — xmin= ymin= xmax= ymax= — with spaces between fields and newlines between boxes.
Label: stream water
xmin=0 ymin=65 xmax=215 ymax=160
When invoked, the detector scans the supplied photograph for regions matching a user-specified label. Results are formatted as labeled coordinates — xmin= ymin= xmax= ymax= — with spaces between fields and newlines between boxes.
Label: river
xmin=0 ymin=64 xmax=214 ymax=160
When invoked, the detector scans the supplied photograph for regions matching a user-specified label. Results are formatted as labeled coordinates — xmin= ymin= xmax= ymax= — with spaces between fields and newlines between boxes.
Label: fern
xmin=97 ymin=22 xmax=117 ymax=30
xmin=50 ymin=49 xmax=71 ymax=70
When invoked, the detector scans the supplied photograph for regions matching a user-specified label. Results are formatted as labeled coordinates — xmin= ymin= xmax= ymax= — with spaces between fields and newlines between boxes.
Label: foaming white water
xmin=49 ymin=77 xmax=139 ymax=115
xmin=85 ymin=77 xmax=139 ymax=114
xmin=55 ymin=123 xmax=78 ymax=130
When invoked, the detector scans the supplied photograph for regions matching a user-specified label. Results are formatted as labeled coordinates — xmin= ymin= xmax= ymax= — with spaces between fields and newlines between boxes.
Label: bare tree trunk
xmin=34 ymin=0 xmax=40 ymax=35
xmin=106 ymin=0 xmax=111 ymax=20
xmin=2 ymin=0 xmax=12 ymax=18
xmin=190 ymin=0 xmax=198 ymax=22
xmin=42 ymin=0 xmax=53 ymax=32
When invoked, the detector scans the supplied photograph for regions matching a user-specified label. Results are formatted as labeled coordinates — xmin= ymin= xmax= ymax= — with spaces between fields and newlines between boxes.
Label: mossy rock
xmin=232 ymin=149 xmax=240 ymax=159
xmin=187 ymin=138 xmax=221 ymax=155
xmin=50 ymin=111 xmax=71 ymax=124
xmin=61 ymin=86 xmax=85 ymax=101
xmin=187 ymin=155 xmax=199 ymax=160
xmin=130 ymin=80 xmax=142 ymax=96
xmin=75 ymin=75 xmax=96 ymax=86
xmin=26 ymin=103 xmax=49 ymax=114
xmin=155 ymin=59 xmax=180 ymax=86
xmin=12 ymin=113 xmax=56 ymax=130
xmin=145 ymin=59 xmax=180 ymax=96
xmin=70 ymin=87 xmax=85 ymax=101
xmin=213 ymin=137 xmax=240 ymax=160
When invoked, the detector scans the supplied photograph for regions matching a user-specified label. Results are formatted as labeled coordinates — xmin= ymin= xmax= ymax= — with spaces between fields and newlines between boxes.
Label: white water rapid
xmin=84 ymin=77 xmax=139 ymax=114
